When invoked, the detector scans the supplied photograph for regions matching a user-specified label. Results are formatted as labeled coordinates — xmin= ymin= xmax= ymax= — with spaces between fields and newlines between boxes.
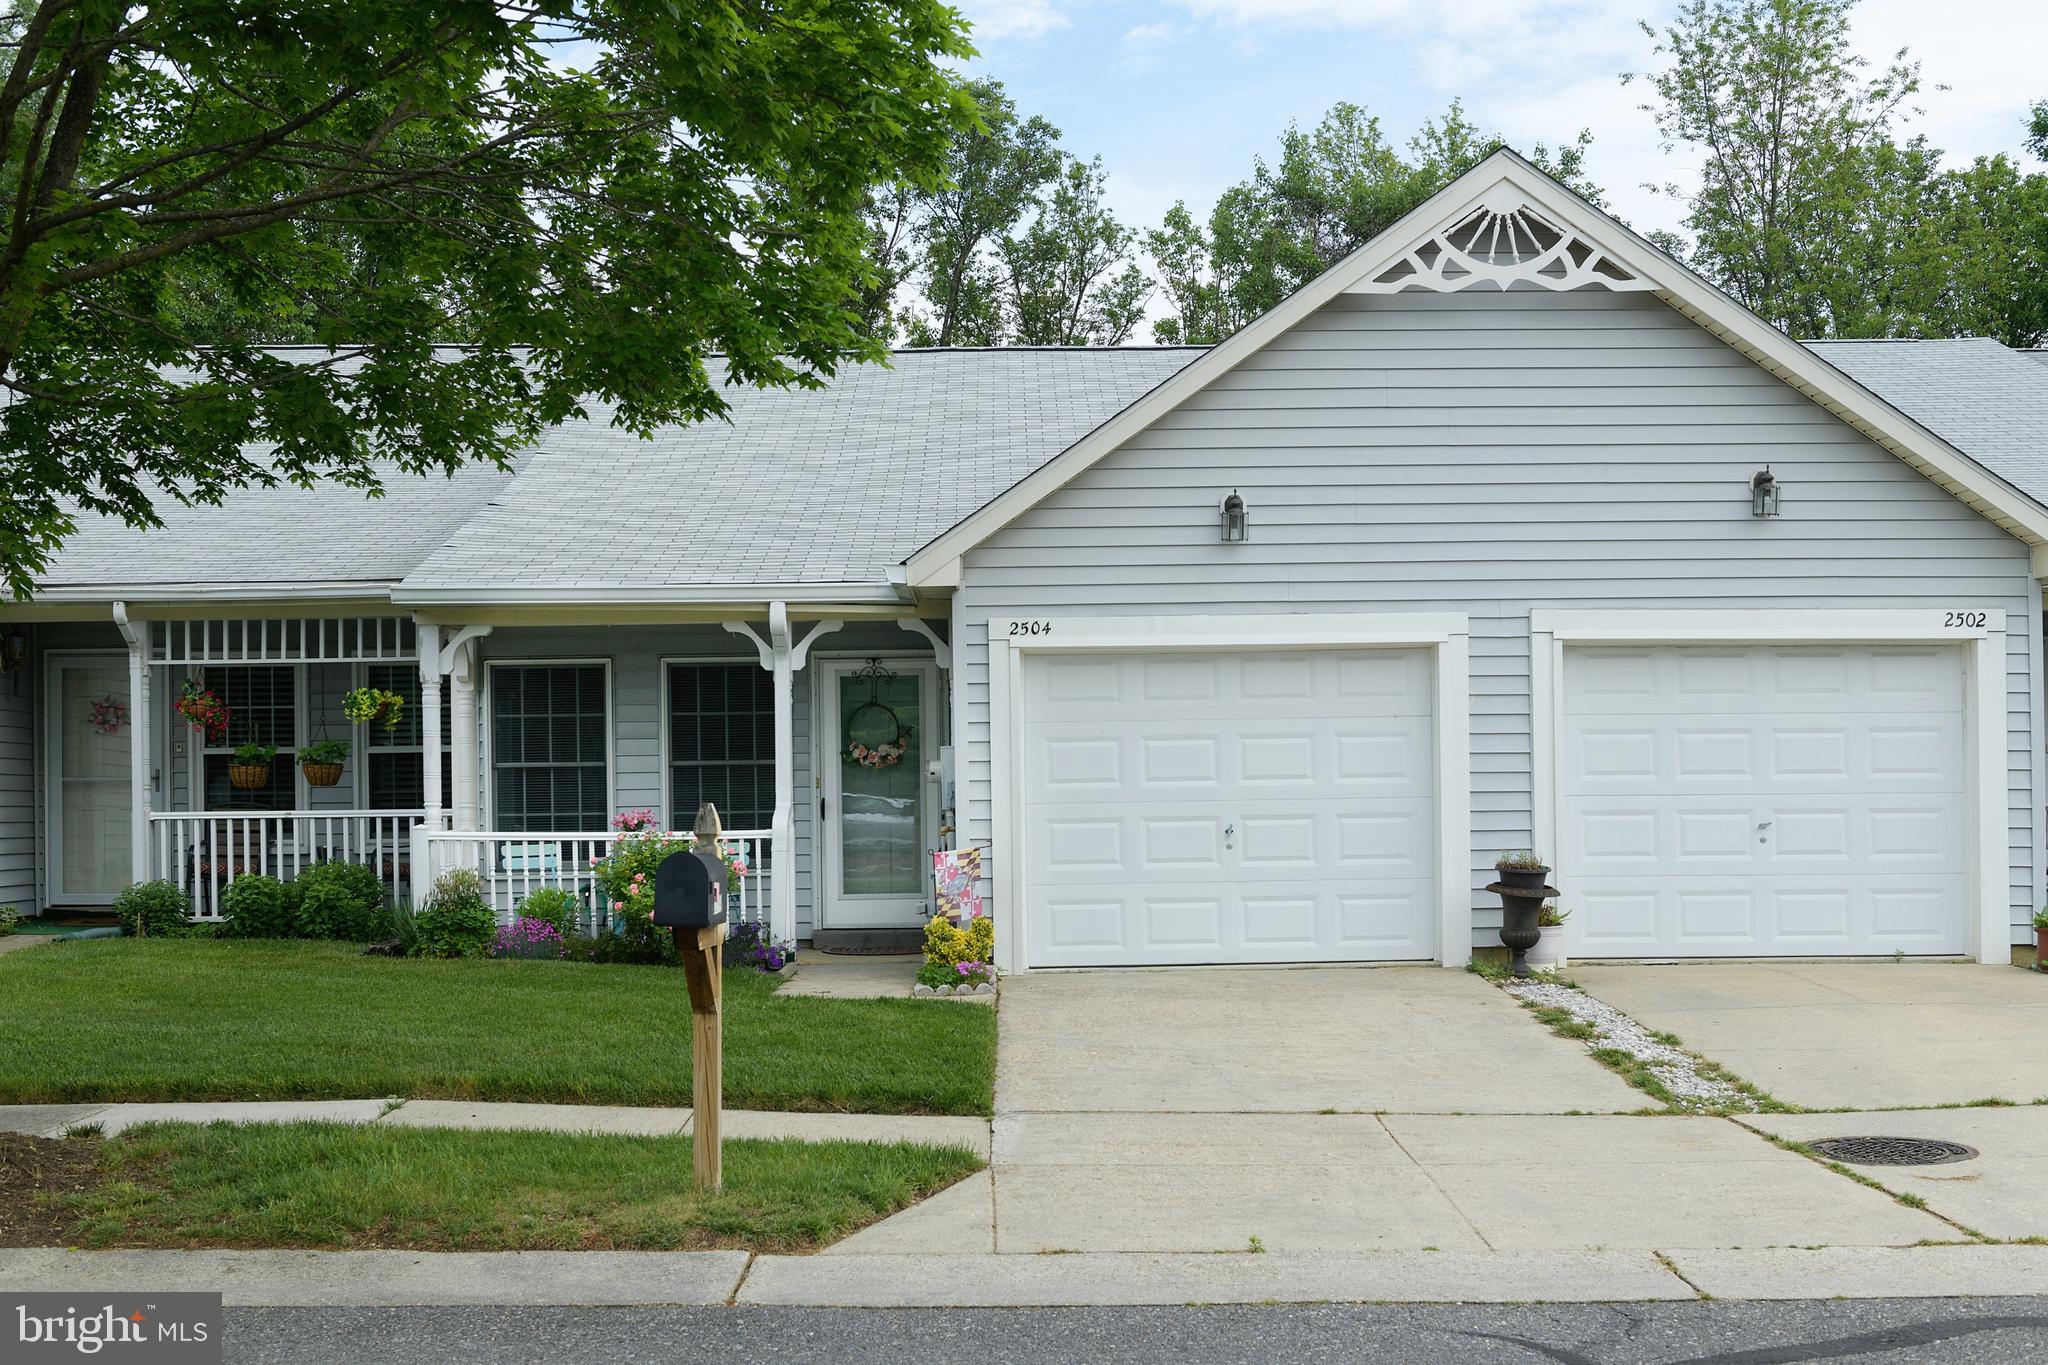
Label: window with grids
xmin=667 ymin=663 xmax=774 ymax=830
xmin=363 ymin=663 xmax=452 ymax=812
xmin=201 ymin=665 xmax=296 ymax=810
xmin=490 ymin=664 xmax=608 ymax=831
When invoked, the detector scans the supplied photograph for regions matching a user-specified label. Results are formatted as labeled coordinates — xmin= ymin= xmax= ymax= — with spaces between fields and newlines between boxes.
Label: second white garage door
xmin=1562 ymin=643 xmax=1969 ymax=957
xmin=1022 ymin=648 xmax=1437 ymax=967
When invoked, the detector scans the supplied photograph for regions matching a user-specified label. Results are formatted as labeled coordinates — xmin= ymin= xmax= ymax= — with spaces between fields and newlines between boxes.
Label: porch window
xmin=362 ymin=663 xmax=451 ymax=811
xmin=489 ymin=663 xmax=608 ymax=832
xmin=201 ymin=665 xmax=296 ymax=810
xmin=667 ymin=662 xmax=774 ymax=830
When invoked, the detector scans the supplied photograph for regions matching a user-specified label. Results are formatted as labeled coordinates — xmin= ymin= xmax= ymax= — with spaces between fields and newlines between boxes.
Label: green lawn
xmin=34 ymin=1121 xmax=982 ymax=1252
xmin=0 ymin=939 xmax=993 ymax=1115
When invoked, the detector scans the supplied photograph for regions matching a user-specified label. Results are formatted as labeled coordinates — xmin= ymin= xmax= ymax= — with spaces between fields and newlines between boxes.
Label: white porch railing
xmin=414 ymin=828 xmax=775 ymax=937
xmin=149 ymin=810 xmax=425 ymax=921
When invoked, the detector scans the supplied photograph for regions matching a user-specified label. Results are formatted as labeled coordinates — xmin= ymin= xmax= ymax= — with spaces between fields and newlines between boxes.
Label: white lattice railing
xmin=150 ymin=809 xmax=425 ymax=921
xmin=414 ymin=828 xmax=774 ymax=935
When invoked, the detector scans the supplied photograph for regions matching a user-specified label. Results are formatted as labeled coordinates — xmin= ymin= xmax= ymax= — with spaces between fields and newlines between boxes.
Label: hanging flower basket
xmin=300 ymin=739 xmax=348 ymax=788
xmin=229 ymin=743 xmax=276 ymax=790
xmin=343 ymin=686 xmax=406 ymax=731
xmin=174 ymin=679 xmax=231 ymax=744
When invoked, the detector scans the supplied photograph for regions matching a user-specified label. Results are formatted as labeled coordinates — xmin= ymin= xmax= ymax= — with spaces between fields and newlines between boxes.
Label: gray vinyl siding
xmin=0 ymin=635 xmax=33 ymax=915
xmin=477 ymin=622 xmax=940 ymax=937
xmin=953 ymin=289 xmax=2038 ymax=946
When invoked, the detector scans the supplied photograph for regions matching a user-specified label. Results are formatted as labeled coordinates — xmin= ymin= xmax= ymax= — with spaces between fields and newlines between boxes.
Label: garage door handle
xmin=1224 ymin=821 xmax=1235 ymax=848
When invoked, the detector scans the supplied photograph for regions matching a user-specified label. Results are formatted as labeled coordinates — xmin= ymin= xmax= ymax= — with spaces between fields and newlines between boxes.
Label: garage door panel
xmin=1024 ymin=645 xmax=1436 ymax=967
xmin=1563 ymin=643 xmax=1967 ymax=958
xmin=1574 ymin=878 xmax=1968 ymax=956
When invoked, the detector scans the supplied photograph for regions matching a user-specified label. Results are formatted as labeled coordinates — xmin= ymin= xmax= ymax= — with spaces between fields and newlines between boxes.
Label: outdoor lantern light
xmin=0 ymin=625 xmax=26 ymax=691
xmin=1749 ymin=467 xmax=1781 ymax=518
xmin=1220 ymin=489 xmax=1249 ymax=543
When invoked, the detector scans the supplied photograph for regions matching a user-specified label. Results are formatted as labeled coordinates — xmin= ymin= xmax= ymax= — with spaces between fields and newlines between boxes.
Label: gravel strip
xmin=1503 ymin=977 xmax=1762 ymax=1111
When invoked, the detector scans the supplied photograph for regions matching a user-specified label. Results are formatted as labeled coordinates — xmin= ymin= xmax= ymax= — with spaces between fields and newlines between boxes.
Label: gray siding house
xmin=6 ymin=151 xmax=2046 ymax=975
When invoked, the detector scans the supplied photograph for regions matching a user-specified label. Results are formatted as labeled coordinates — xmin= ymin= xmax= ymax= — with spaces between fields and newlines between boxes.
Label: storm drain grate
xmin=1807 ymin=1136 xmax=1979 ymax=1167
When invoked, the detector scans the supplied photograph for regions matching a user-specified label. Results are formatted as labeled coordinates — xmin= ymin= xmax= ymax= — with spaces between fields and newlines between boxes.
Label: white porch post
xmin=113 ymin=603 xmax=149 ymax=884
xmin=418 ymin=622 xmax=444 ymax=831
xmin=769 ymin=604 xmax=795 ymax=945
xmin=450 ymin=638 xmax=479 ymax=832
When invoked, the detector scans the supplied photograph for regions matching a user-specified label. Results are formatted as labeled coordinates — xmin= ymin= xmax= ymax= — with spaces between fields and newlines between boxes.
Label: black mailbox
xmin=652 ymin=849 xmax=727 ymax=929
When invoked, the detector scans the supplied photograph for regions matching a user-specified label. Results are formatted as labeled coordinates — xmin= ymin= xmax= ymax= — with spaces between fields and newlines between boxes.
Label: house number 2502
xmin=1944 ymin=611 xmax=1987 ymax=629
xmin=1008 ymin=620 xmax=1053 ymax=637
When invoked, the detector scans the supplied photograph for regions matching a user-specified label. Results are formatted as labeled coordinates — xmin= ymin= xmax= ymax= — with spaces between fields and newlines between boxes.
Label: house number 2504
xmin=1008 ymin=620 xmax=1053 ymax=637
xmin=1944 ymin=611 xmax=1987 ymax=629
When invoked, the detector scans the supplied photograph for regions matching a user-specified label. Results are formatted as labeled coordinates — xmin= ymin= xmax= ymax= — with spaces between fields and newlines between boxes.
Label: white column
xmin=115 ymin=604 xmax=149 ymax=884
xmin=418 ymin=622 xmax=444 ymax=830
xmin=769 ymin=603 xmax=796 ymax=944
xmin=450 ymin=638 xmax=479 ymax=831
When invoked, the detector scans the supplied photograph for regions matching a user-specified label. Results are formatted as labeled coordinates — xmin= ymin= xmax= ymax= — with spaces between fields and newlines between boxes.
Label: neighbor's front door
xmin=819 ymin=657 xmax=939 ymax=930
xmin=46 ymin=651 xmax=133 ymax=905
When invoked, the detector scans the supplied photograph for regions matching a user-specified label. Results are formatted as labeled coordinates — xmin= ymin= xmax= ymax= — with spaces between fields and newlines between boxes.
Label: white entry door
xmin=46 ymin=652 xmax=133 ymax=905
xmin=1562 ymin=643 xmax=1968 ymax=957
xmin=819 ymin=658 xmax=941 ymax=929
xmin=1021 ymin=648 xmax=1437 ymax=968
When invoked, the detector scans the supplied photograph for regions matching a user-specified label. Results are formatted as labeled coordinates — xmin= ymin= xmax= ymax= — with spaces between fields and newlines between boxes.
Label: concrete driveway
xmin=822 ymin=965 xmax=1959 ymax=1257
xmin=1570 ymin=962 xmax=2048 ymax=1110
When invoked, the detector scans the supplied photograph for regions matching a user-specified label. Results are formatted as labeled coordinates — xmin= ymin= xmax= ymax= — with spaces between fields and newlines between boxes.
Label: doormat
xmin=815 ymin=944 xmax=923 ymax=956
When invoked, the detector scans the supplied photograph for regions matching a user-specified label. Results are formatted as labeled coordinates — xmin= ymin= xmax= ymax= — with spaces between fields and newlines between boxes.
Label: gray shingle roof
xmin=397 ymin=348 xmax=1201 ymax=593
xmin=39 ymin=459 xmax=521 ymax=590
xmin=1806 ymin=337 xmax=2048 ymax=505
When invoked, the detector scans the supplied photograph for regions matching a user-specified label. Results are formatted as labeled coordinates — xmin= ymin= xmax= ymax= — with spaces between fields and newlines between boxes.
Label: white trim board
xmin=986 ymin=612 xmax=1472 ymax=974
xmin=903 ymin=150 xmax=2048 ymax=588
xmin=1528 ymin=608 xmax=2010 ymax=966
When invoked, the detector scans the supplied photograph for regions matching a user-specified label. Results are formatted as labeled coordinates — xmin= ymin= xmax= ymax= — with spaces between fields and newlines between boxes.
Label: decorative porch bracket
xmin=894 ymin=617 xmax=951 ymax=669
xmin=724 ymin=606 xmax=842 ymax=945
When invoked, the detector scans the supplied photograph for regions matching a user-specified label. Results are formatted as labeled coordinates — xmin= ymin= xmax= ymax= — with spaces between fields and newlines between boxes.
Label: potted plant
xmin=300 ymin=739 xmax=349 ymax=787
xmin=2034 ymin=908 xmax=2048 ymax=972
xmin=343 ymin=686 xmax=406 ymax=731
xmin=229 ymin=742 xmax=276 ymax=790
xmin=1529 ymin=903 xmax=1570 ymax=972
xmin=1495 ymin=849 xmax=1551 ymax=895
xmin=174 ymin=679 xmax=231 ymax=743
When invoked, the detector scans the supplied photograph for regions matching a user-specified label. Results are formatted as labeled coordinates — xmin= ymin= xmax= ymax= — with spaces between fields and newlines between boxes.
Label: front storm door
xmin=47 ymin=652 xmax=133 ymax=905
xmin=820 ymin=657 xmax=940 ymax=929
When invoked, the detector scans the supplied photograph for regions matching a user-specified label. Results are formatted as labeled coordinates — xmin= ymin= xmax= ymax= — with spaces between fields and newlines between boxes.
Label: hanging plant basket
xmin=228 ymin=763 xmax=272 ymax=790
xmin=301 ymin=762 xmax=344 ymax=788
xmin=843 ymin=660 xmax=913 ymax=770
xmin=299 ymin=740 xmax=348 ymax=788
xmin=174 ymin=679 xmax=231 ymax=744
xmin=343 ymin=686 xmax=406 ymax=731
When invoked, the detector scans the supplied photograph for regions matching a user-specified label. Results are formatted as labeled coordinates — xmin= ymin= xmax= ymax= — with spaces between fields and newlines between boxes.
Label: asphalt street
xmin=223 ymin=1299 xmax=2048 ymax=1364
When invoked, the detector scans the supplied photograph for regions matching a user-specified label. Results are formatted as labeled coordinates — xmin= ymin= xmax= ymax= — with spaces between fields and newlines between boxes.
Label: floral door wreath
xmin=843 ymin=659 xmax=913 ymax=769
xmin=88 ymin=696 xmax=129 ymax=735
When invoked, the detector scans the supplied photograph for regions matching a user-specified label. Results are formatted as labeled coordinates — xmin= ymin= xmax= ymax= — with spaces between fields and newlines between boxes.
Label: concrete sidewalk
xmin=0 ymin=1098 xmax=990 ymax=1157
xmin=9 ymin=1244 xmax=2048 ymax=1307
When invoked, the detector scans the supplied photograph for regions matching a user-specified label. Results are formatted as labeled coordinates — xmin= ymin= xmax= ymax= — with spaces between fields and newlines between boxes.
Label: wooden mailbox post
xmin=652 ymin=804 xmax=729 ymax=1192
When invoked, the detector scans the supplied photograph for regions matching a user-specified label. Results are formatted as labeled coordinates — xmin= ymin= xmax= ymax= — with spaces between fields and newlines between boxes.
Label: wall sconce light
xmin=1750 ymin=467 xmax=1781 ymax=518
xmin=1 ymin=625 xmax=26 ymax=695
xmin=1220 ymin=490 xmax=1249 ymax=543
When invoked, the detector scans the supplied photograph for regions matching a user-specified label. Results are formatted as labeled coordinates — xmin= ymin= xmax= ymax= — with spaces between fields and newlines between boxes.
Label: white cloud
xmin=957 ymin=0 xmax=1072 ymax=41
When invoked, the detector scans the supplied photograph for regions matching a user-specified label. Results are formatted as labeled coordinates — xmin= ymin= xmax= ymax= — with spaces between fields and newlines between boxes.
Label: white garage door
xmin=1562 ymin=643 xmax=1968 ymax=957
xmin=1022 ymin=648 xmax=1437 ymax=967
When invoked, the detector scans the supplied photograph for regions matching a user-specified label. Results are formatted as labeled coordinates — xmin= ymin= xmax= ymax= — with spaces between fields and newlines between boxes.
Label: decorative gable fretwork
xmin=1353 ymin=191 xmax=1657 ymax=295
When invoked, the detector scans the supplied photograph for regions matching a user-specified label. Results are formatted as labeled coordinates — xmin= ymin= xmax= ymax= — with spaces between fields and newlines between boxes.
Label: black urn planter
xmin=1496 ymin=865 xmax=1551 ymax=896
xmin=1488 ymin=877 xmax=1560 ymax=978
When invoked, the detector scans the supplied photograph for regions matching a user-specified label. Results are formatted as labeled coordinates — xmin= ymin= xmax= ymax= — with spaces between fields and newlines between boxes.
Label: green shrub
xmin=219 ymin=875 xmax=294 ymax=939
xmin=290 ymin=862 xmax=388 ymax=941
xmin=518 ymin=886 xmax=578 ymax=936
xmin=412 ymin=868 xmax=497 ymax=959
xmin=0 ymin=904 xmax=18 ymax=936
xmin=114 ymin=881 xmax=190 ymax=937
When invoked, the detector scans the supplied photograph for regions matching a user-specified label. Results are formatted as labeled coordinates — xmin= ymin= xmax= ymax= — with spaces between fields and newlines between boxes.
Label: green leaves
xmin=0 ymin=0 xmax=978 ymax=598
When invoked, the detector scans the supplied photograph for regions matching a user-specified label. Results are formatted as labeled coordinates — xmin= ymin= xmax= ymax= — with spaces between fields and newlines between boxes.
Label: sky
xmin=949 ymin=0 xmax=2048 ymax=261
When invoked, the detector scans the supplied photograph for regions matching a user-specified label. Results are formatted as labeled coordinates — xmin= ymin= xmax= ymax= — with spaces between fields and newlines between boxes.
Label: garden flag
xmin=932 ymin=847 xmax=984 ymax=922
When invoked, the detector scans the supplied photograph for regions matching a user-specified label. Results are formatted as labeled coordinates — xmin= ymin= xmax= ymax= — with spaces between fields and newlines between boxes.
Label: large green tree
xmin=1146 ymin=101 xmax=1599 ymax=344
xmin=0 ymin=1 xmax=976 ymax=598
xmin=998 ymin=155 xmax=1150 ymax=345
xmin=1632 ymin=0 xmax=2047 ymax=345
